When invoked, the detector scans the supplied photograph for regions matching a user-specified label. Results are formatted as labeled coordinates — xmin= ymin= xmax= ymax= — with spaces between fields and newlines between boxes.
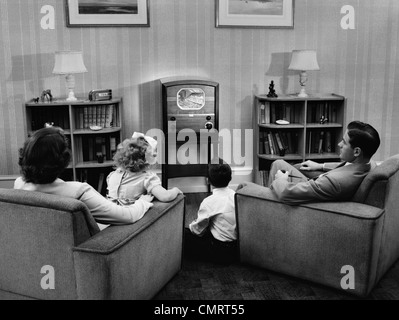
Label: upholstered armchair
xmin=235 ymin=155 xmax=399 ymax=297
xmin=0 ymin=189 xmax=185 ymax=300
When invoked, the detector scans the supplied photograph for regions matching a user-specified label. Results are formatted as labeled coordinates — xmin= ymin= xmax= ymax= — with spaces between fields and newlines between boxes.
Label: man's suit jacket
xmin=271 ymin=162 xmax=371 ymax=204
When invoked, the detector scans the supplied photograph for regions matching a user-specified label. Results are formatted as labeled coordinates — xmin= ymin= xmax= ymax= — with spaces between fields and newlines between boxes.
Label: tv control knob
xmin=206 ymin=116 xmax=212 ymax=121
xmin=170 ymin=117 xmax=176 ymax=121
xmin=205 ymin=122 xmax=213 ymax=130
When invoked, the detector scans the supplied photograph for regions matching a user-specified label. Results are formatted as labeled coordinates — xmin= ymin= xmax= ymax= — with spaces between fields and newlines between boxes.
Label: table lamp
xmin=288 ymin=50 xmax=320 ymax=98
xmin=53 ymin=51 xmax=87 ymax=101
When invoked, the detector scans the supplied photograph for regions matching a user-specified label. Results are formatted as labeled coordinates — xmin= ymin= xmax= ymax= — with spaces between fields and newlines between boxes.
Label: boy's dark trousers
xmin=183 ymin=228 xmax=238 ymax=264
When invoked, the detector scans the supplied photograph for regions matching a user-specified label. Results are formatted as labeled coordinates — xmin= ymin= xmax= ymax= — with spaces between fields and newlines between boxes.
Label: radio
xmin=89 ymin=89 xmax=112 ymax=101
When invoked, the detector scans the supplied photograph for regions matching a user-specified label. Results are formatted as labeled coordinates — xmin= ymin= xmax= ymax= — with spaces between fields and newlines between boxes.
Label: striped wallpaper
xmin=1 ymin=0 xmax=399 ymax=175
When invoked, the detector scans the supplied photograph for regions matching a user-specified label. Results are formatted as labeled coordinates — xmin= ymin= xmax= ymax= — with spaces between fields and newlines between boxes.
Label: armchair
xmin=0 ymin=188 xmax=185 ymax=300
xmin=235 ymin=155 xmax=399 ymax=297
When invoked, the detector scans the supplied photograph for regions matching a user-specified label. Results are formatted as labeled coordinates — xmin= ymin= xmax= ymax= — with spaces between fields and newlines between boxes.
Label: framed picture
xmin=216 ymin=0 xmax=294 ymax=29
xmin=66 ymin=0 xmax=150 ymax=27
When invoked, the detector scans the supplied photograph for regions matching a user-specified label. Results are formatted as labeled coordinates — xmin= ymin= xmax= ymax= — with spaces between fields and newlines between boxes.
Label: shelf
xmin=305 ymin=153 xmax=341 ymax=160
xmin=258 ymin=153 xmax=303 ymax=161
xmin=72 ymin=127 xmax=122 ymax=135
xmin=259 ymin=123 xmax=304 ymax=129
xmin=306 ymin=123 xmax=343 ymax=129
xmin=25 ymin=98 xmax=122 ymax=195
xmin=254 ymin=93 xmax=346 ymax=183
xmin=26 ymin=98 xmax=121 ymax=107
xmin=256 ymin=93 xmax=345 ymax=102
xmin=75 ymin=160 xmax=114 ymax=169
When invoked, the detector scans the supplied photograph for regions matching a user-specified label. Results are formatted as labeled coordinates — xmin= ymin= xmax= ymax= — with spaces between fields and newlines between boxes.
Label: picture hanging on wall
xmin=66 ymin=0 xmax=149 ymax=27
xmin=216 ymin=0 xmax=294 ymax=28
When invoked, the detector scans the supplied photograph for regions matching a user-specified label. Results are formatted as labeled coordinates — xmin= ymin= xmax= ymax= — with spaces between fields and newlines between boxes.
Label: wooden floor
xmin=154 ymin=193 xmax=399 ymax=300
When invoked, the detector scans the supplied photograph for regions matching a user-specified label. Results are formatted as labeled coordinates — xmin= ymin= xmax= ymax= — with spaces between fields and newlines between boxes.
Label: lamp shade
xmin=288 ymin=50 xmax=320 ymax=71
xmin=53 ymin=51 xmax=87 ymax=75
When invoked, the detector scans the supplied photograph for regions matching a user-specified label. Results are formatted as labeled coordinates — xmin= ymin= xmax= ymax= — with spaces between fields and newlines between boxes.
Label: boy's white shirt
xmin=189 ymin=187 xmax=237 ymax=242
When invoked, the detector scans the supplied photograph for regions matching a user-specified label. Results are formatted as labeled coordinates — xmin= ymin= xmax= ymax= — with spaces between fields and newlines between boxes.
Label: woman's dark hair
xmin=347 ymin=121 xmax=380 ymax=158
xmin=113 ymin=137 xmax=149 ymax=173
xmin=208 ymin=163 xmax=232 ymax=188
xmin=18 ymin=127 xmax=71 ymax=184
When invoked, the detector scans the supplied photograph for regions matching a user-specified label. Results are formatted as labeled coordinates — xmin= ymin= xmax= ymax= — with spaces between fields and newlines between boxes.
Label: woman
xmin=14 ymin=127 xmax=153 ymax=226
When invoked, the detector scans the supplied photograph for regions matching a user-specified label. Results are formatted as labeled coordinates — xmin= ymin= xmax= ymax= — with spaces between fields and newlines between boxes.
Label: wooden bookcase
xmin=24 ymin=98 xmax=123 ymax=194
xmin=254 ymin=93 xmax=346 ymax=186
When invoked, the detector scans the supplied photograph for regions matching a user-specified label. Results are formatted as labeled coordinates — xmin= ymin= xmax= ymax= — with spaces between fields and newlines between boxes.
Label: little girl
xmin=107 ymin=136 xmax=182 ymax=204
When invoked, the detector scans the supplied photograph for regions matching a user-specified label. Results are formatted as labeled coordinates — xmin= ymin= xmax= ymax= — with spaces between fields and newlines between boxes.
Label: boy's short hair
xmin=208 ymin=163 xmax=232 ymax=188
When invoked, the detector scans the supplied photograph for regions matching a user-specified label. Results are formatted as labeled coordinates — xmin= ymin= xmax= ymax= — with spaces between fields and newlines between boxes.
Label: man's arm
xmin=300 ymin=160 xmax=342 ymax=172
xmin=271 ymin=174 xmax=341 ymax=204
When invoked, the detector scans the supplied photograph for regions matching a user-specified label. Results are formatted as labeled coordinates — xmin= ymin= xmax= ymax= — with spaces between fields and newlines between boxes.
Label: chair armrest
xmin=236 ymin=182 xmax=278 ymax=201
xmin=72 ymin=195 xmax=185 ymax=299
xmin=236 ymin=182 xmax=383 ymax=219
xmin=235 ymin=186 xmax=385 ymax=296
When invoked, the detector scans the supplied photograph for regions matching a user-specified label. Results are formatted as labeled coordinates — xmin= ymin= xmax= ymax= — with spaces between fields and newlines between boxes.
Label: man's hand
xmin=300 ymin=160 xmax=323 ymax=171
xmin=275 ymin=169 xmax=289 ymax=182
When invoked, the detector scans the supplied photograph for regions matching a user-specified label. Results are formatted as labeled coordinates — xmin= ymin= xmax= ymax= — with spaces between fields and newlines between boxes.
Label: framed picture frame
xmin=66 ymin=0 xmax=150 ymax=27
xmin=215 ymin=0 xmax=294 ymax=29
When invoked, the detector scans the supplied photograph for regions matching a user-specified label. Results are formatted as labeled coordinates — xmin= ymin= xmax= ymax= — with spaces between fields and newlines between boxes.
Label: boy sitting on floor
xmin=185 ymin=162 xmax=237 ymax=264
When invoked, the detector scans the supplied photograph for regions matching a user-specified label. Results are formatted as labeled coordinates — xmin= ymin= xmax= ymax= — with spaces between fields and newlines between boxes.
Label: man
xmin=268 ymin=121 xmax=380 ymax=204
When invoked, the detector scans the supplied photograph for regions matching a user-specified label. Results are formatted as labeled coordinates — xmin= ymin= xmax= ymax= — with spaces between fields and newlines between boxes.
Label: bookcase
xmin=254 ymin=93 xmax=346 ymax=186
xmin=24 ymin=98 xmax=122 ymax=195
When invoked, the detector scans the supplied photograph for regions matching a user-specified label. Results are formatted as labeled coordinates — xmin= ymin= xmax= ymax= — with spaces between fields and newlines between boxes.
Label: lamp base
xmin=66 ymin=94 xmax=78 ymax=102
xmin=297 ymin=88 xmax=308 ymax=98
xmin=65 ymin=74 xmax=78 ymax=102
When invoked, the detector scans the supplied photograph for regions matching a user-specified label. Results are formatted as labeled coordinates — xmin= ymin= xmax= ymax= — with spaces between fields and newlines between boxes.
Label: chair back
xmin=0 ymin=188 xmax=99 ymax=299
xmin=351 ymin=155 xmax=399 ymax=208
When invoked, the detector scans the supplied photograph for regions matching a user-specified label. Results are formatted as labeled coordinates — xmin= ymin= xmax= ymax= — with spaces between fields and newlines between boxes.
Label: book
xmin=274 ymin=132 xmax=286 ymax=157
xmin=259 ymin=131 xmax=264 ymax=153
xmin=83 ymin=107 xmax=89 ymax=128
xmin=318 ymin=131 xmax=325 ymax=154
xmin=267 ymin=132 xmax=276 ymax=155
xmin=325 ymin=131 xmax=332 ymax=153
xmin=105 ymin=105 xmax=114 ymax=128
xmin=97 ymin=173 xmax=105 ymax=193
xmin=264 ymin=140 xmax=271 ymax=155
xmin=101 ymin=105 xmax=106 ymax=128
xmin=265 ymin=102 xmax=270 ymax=124
xmin=260 ymin=104 xmax=266 ymax=124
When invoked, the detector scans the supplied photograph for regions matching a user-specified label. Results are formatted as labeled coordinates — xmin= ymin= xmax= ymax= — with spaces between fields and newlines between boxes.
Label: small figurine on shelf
xmin=267 ymin=81 xmax=278 ymax=98
xmin=41 ymin=89 xmax=53 ymax=103
xmin=320 ymin=115 xmax=328 ymax=124
xmin=33 ymin=97 xmax=40 ymax=104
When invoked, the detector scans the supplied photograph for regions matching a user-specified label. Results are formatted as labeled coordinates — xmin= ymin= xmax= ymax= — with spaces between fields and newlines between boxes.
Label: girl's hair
xmin=18 ymin=127 xmax=71 ymax=184
xmin=113 ymin=137 xmax=149 ymax=172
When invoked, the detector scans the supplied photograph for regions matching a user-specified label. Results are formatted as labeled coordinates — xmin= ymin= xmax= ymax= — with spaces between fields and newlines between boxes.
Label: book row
xmin=258 ymin=170 xmax=270 ymax=187
xmin=74 ymin=134 xmax=120 ymax=163
xmin=259 ymin=101 xmax=340 ymax=125
xmin=74 ymin=104 xmax=116 ymax=129
xmin=259 ymin=130 xmax=299 ymax=156
xmin=30 ymin=107 xmax=70 ymax=131
xmin=259 ymin=102 xmax=300 ymax=125
xmin=307 ymin=102 xmax=339 ymax=124
xmin=306 ymin=130 xmax=337 ymax=155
